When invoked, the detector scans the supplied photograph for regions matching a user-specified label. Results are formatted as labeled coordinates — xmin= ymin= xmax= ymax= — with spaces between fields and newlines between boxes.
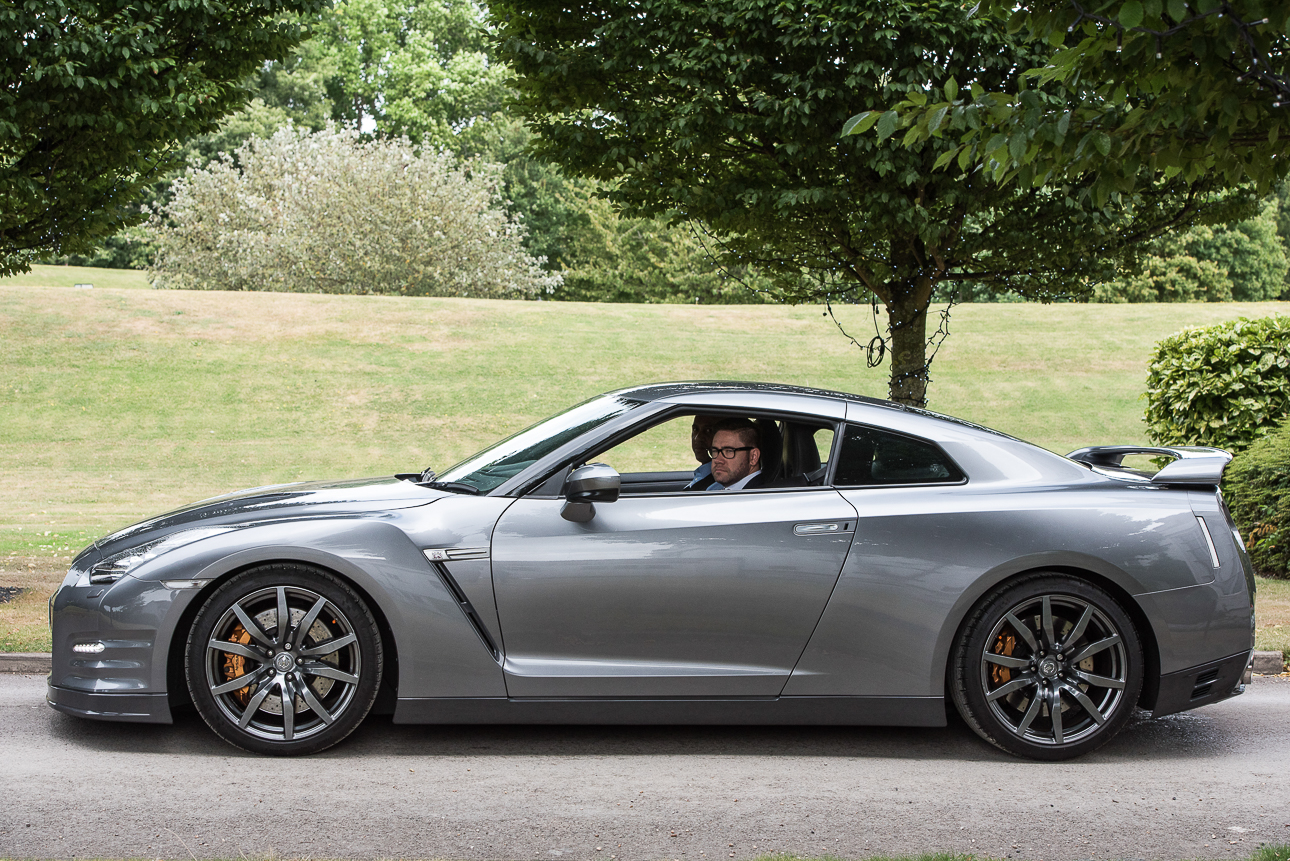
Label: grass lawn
xmin=1 ymin=273 xmax=1287 ymax=653
xmin=3 ymin=263 xmax=150 ymax=290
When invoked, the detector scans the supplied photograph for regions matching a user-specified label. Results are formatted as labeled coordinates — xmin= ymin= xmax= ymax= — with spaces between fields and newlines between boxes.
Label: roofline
xmin=608 ymin=380 xmax=891 ymax=407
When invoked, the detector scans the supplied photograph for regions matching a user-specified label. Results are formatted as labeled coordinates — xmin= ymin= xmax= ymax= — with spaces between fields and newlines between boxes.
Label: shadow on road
xmin=40 ymin=698 xmax=1244 ymax=763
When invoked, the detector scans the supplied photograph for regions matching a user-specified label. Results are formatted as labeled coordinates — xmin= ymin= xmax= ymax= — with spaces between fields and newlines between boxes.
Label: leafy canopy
xmin=492 ymin=0 xmax=1226 ymax=405
xmin=1 ymin=0 xmax=329 ymax=276
xmin=848 ymin=0 xmax=1290 ymax=201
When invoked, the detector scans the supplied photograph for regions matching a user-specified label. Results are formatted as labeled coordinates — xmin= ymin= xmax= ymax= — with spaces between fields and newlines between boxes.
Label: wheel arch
xmin=165 ymin=556 xmax=401 ymax=712
xmin=935 ymin=562 xmax=1161 ymax=709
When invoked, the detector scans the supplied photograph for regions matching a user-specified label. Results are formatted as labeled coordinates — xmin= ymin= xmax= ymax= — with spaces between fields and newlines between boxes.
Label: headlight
xmin=87 ymin=526 xmax=236 ymax=585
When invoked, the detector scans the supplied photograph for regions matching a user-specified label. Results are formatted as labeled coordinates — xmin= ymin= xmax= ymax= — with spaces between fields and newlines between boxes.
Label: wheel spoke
xmin=275 ymin=587 xmax=290 ymax=647
xmin=1041 ymin=596 xmax=1055 ymax=650
xmin=292 ymin=596 xmax=329 ymax=649
xmin=1071 ymin=635 xmax=1121 ymax=663
xmin=1074 ymin=669 xmax=1125 ymax=690
xmin=231 ymin=604 xmax=275 ymax=649
xmin=281 ymin=676 xmax=295 ymax=741
xmin=983 ymin=652 xmax=1030 ymax=669
xmin=1060 ymin=604 xmax=1093 ymax=653
xmin=301 ymin=661 xmax=359 ymax=686
xmin=300 ymin=632 xmax=356 ymax=657
xmin=239 ymin=677 xmax=278 ymax=729
xmin=1015 ymin=692 xmax=1044 ymax=736
xmin=211 ymin=664 xmax=268 ymax=696
xmin=1004 ymin=612 xmax=1038 ymax=652
xmin=986 ymin=676 xmax=1035 ymax=701
xmin=1062 ymin=682 xmax=1107 ymax=726
xmin=208 ymin=639 xmax=268 ymax=663
xmin=1050 ymin=687 xmax=1064 ymax=744
xmin=297 ymin=678 xmax=335 ymax=725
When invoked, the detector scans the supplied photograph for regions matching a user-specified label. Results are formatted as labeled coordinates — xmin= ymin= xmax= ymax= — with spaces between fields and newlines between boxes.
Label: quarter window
xmin=833 ymin=424 xmax=964 ymax=486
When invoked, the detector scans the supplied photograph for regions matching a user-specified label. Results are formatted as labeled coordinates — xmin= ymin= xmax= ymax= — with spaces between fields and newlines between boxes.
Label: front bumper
xmin=47 ymin=684 xmax=172 ymax=724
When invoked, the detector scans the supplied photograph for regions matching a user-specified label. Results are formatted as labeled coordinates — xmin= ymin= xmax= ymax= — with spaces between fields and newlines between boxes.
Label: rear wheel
xmin=951 ymin=574 xmax=1143 ymax=760
xmin=186 ymin=564 xmax=383 ymax=755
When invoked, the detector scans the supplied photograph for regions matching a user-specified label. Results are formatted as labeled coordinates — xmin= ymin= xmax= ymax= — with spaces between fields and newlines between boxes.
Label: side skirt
xmin=392 ymin=695 xmax=945 ymax=727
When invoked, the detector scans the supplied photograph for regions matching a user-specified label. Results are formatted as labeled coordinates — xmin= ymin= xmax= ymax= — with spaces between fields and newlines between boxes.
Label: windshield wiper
xmin=424 ymin=480 xmax=481 ymax=495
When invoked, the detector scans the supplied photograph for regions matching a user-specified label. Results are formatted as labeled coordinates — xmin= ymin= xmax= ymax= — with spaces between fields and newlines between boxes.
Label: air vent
xmin=1190 ymin=668 xmax=1221 ymax=701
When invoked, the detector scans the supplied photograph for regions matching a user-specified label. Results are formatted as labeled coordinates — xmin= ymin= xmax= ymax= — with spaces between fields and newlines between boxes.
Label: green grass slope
xmin=2 ymin=280 xmax=1286 ymax=541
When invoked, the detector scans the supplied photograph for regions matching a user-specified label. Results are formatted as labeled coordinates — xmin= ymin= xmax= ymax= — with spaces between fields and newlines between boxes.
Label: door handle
xmin=794 ymin=522 xmax=846 ymax=535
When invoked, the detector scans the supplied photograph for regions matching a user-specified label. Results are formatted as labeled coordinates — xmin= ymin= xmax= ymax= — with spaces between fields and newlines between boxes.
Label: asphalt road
xmin=2 ymin=673 xmax=1288 ymax=861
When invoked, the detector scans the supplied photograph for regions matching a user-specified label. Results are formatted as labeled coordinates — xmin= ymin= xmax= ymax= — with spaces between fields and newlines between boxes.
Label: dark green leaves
xmin=1118 ymin=0 xmax=1144 ymax=28
xmin=1 ymin=0 xmax=328 ymax=275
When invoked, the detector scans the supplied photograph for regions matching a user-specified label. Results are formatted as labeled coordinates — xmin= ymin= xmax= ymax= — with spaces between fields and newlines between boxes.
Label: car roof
xmin=610 ymin=380 xmax=886 ymax=406
xmin=608 ymin=380 xmax=1016 ymax=439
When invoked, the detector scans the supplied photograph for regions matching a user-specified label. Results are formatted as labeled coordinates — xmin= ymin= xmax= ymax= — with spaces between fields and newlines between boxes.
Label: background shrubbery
xmin=149 ymin=127 xmax=559 ymax=298
xmin=1224 ymin=419 xmax=1290 ymax=579
xmin=1144 ymin=315 xmax=1290 ymax=452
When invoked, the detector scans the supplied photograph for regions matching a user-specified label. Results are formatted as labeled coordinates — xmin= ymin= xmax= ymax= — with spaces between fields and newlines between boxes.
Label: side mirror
xmin=561 ymin=463 xmax=620 ymax=522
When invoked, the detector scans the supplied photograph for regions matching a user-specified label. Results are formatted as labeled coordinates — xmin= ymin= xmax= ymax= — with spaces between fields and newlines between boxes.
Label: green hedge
xmin=1144 ymin=315 xmax=1290 ymax=452
xmin=1224 ymin=418 xmax=1290 ymax=579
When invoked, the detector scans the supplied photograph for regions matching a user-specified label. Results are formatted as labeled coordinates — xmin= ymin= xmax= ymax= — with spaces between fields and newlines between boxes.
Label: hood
xmin=89 ymin=476 xmax=447 ymax=558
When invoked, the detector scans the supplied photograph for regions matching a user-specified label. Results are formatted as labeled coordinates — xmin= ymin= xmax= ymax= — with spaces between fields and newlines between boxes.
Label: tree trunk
xmin=883 ymin=277 xmax=934 ymax=407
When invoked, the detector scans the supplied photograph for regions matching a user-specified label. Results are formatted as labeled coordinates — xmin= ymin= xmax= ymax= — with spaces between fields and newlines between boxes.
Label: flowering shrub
xmin=149 ymin=126 xmax=560 ymax=298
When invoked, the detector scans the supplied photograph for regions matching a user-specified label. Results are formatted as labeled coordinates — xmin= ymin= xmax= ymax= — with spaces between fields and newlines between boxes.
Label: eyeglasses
xmin=707 ymin=446 xmax=754 ymax=459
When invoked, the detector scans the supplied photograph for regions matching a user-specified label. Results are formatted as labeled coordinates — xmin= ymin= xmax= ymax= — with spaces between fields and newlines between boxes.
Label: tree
xmin=230 ymin=0 xmax=509 ymax=154
xmin=1093 ymin=200 xmax=1289 ymax=300
xmin=149 ymin=126 xmax=559 ymax=298
xmin=855 ymin=0 xmax=1290 ymax=201
xmin=1 ymin=0 xmax=329 ymax=276
xmin=491 ymin=0 xmax=1226 ymax=405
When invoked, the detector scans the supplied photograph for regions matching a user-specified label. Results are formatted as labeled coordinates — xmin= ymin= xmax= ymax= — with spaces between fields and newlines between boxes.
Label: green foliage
xmin=44 ymin=226 xmax=156 ymax=270
xmin=1225 ymin=418 xmax=1290 ymax=579
xmin=227 ymin=0 xmax=508 ymax=154
xmin=552 ymin=191 xmax=778 ymax=304
xmin=1144 ymin=315 xmax=1290 ymax=452
xmin=0 ymin=0 xmax=329 ymax=277
xmin=149 ymin=126 xmax=559 ymax=297
xmin=491 ymin=0 xmax=1216 ymax=405
xmin=859 ymin=1 xmax=1290 ymax=200
xmin=1094 ymin=202 xmax=1290 ymax=302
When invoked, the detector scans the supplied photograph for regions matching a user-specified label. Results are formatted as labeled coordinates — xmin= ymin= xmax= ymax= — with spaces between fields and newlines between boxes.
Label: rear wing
xmin=1066 ymin=445 xmax=1233 ymax=487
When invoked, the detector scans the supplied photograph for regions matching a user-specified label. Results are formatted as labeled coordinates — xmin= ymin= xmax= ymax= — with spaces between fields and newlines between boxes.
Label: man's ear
xmin=749 ymin=447 xmax=761 ymax=469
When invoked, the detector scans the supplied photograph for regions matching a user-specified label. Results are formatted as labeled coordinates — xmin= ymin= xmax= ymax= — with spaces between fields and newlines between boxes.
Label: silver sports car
xmin=48 ymin=382 xmax=1256 ymax=759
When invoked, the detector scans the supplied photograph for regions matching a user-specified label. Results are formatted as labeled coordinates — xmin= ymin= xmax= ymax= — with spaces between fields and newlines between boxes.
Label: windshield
xmin=435 ymin=395 xmax=637 ymax=493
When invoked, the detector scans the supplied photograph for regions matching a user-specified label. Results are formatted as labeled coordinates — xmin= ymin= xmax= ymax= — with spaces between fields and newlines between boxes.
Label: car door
xmin=490 ymin=488 xmax=858 ymax=697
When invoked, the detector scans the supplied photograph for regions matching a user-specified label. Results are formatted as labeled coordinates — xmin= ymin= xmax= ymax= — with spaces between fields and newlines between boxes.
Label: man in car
xmin=684 ymin=414 xmax=724 ymax=490
xmin=707 ymin=418 xmax=765 ymax=491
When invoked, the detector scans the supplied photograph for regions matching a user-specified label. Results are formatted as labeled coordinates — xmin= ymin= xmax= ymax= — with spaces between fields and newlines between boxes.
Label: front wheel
xmin=186 ymin=564 xmax=383 ymax=755
xmin=951 ymin=574 xmax=1143 ymax=760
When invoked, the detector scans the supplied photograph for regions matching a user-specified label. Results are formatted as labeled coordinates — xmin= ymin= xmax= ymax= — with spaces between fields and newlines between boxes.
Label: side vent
xmin=1190 ymin=668 xmax=1221 ymax=701
xmin=428 ymin=561 xmax=501 ymax=661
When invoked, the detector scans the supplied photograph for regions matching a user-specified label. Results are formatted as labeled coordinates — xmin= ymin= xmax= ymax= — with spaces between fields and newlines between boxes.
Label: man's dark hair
xmin=713 ymin=417 xmax=759 ymax=450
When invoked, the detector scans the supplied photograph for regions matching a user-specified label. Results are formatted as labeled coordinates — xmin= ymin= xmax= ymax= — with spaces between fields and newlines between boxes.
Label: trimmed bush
xmin=1144 ymin=315 xmax=1290 ymax=452
xmin=1224 ymin=418 xmax=1290 ymax=578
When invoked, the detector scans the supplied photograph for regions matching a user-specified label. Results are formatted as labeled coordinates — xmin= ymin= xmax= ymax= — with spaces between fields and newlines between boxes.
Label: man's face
xmin=709 ymin=429 xmax=760 ymax=486
xmin=691 ymin=415 xmax=722 ymax=463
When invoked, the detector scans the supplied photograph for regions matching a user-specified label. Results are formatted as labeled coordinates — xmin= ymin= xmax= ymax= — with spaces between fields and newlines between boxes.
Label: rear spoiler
xmin=1065 ymin=445 xmax=1233 ymax=487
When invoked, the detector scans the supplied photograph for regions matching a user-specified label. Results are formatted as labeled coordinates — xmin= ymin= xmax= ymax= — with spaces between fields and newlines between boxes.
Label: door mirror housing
xmin=564 ymin=463 xmax=621 ymax=503
xmin=561 ymin=463 xmax=620 ymax=522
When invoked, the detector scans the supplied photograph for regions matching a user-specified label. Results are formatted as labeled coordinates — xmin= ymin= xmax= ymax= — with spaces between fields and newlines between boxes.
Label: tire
xmin=951 ymin=573 xmax=1143 ymax=761
xmin=186 ymin=564 xmax=383 ymax=756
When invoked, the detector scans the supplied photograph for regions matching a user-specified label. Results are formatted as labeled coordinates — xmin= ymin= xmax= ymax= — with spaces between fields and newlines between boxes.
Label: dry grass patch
xmin=0 ymin=561 xmax=63 ymax=652
xmin=1256 ymin=576 xmax=1290 ymax=660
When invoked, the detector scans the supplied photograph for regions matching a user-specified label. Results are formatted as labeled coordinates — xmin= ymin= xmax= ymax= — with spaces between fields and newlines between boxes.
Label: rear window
xmin=833 ymin=423 xmax=965 ymax=486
